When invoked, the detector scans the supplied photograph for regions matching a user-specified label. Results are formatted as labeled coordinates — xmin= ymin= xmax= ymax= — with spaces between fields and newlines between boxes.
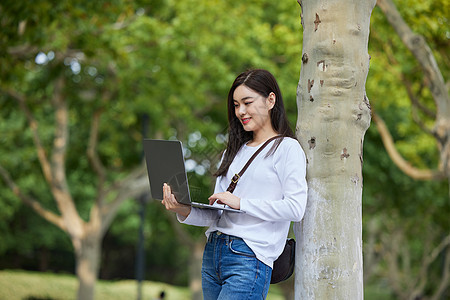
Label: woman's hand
xmin=162 ymin=183 xmax=191 ymax=218
xmin=208 ymin=191 xmax=241 ymax=210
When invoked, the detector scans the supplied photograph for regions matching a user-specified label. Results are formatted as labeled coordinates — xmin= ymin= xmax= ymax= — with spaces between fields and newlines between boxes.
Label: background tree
xmin=0 ymin=1 xmax=303 ymax=299
xmin=374 ymin=0 xmax=449 ymax=182
xmin=0 ymin=2 xmax=155 ymax=299
xmin=294 ymin=0 xmax=375 ymax=299
xmin=363 ymin=0 xmax=449 ymax=299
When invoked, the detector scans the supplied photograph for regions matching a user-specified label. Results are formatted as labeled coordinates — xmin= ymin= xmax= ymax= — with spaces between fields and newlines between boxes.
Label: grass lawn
xmin=0 ymin=270 xmax=285 ymax=300
xmin=0 ymin=269 xmax=393 ymax=299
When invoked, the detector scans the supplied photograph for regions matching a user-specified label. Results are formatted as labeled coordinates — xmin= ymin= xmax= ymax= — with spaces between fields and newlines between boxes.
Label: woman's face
xmin=233 ymin=84 xmax=275 ymax=134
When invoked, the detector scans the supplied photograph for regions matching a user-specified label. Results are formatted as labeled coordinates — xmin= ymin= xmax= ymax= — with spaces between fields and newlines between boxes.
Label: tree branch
xmin=2 ymin=88 xmax=54 ymax=185
xmin=86 ymin=108 xmax=106 ymax=232
xmin=48 ymin=76 xmax=86 ymax=238
xmin=381 ymin=36 xmax=437 ymax=121
xmin=7 ymin=44 xmax=39 ymax=59
xmin=86 ymin=88 xmax=114 ymax=209
xmin=405 ymin=79 xmax=436 ymax=120
xmin=411 ymin=106 xmax=435 ymax=136
xmin=100 ymin=164 xmax=148 ymax=235
xmin=0 ymin=164 xmax=66 ymax=231
xmin=373 ymin=33 xmax=436 ymax=136
xmin=426 ymin=234 xmax=450 ymax=272
xmin=2 ymin=80 xmax=85 ymax=238
xmin=372 ymin=113 xmax=445 ymax=180
xmin=51 ymin=76 xmax=69 ymax=191
xmin=431 ymin=246 xmax=450 ymax=300
xmin=410 ymin=225 xmax=436 ymax=298
xmin=412 ymin=234 xmax=450 ymax=299
xmin=377 ymin=0 xmax=450 ymax=180
xmin=87 ymin=108 xmax=106 ymax=200
xmin=377 ymin=0 xmax=449 ymax=118
xmin=381 ymin=229 xmax=405 ymax=298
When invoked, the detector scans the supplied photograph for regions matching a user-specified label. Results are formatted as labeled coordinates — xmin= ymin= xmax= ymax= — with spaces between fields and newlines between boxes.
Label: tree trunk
xmin=74 ymin=232 xmax=102 ymax=300
xmin=189 ymin=241 xmax=204 ymax=300
xmin=164 ymin=211 xmax=204 ymax=300
xmin=294 ymin=0 xmax=375 ymax=299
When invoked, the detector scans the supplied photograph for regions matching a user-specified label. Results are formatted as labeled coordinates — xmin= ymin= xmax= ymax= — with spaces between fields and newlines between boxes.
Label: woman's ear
xmin=267 ymin=92 xmax=276 ymax=110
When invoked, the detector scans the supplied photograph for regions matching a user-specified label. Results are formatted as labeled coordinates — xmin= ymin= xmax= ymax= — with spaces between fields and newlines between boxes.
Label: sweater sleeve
xmin=177 ymin=206 xmax=221 ymax=226
xmin=176 ymin=172 xmax=223 ymax=226
xmin=239 ymin=141 xmax=308 ymax=222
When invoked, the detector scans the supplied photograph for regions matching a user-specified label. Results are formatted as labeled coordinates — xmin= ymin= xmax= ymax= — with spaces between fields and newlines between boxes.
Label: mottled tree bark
xmin=294 ymin=0 xmax=375 ymax=299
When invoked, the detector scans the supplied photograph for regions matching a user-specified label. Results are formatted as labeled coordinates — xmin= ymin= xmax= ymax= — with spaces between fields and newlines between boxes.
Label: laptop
xmin=143 ymin=139 xmax=243 ymax=213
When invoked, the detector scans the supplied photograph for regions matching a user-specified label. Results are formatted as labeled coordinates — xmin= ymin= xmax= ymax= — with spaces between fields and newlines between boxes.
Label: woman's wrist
xmin=178 ymin=206 xmax=192 ymax=218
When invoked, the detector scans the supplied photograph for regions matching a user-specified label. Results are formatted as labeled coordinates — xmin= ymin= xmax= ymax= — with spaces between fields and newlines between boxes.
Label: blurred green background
xmin=0 ymin=0 xmax=448 ymax=299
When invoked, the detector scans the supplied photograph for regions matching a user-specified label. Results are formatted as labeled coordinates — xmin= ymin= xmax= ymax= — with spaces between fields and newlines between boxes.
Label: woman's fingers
xmin=208 ymin=192 xmax=240 ymax=209
xmin=162 ymin=183 xmax=172 ymax=205
xmin=161 ymin=183 xmax=192 ymax=217
xmin=162 ymin=183 xmax=178 ymax=206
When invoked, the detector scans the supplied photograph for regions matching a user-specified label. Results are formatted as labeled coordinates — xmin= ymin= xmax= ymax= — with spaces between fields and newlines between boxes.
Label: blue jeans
xmin=202 ymin=231 xmax=272 ymax=300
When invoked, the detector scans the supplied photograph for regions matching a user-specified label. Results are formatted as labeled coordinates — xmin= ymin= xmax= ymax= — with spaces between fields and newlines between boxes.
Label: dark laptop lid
xmin=143 ymin=139 xmax=191 ymax=204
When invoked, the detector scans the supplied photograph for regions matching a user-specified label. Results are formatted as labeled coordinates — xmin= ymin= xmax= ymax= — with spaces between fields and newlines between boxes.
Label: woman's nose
xmin=238 ymin=105 xmax=246 ymax=115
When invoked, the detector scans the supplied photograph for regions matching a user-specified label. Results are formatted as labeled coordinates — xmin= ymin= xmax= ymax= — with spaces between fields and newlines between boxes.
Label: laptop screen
xmin=143 ymin=139 xmax=191 ymax=204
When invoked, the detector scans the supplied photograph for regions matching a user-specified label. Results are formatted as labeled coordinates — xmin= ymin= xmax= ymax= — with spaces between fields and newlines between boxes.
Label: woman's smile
xmin=241 ymin=117 xmax=251 ymax=125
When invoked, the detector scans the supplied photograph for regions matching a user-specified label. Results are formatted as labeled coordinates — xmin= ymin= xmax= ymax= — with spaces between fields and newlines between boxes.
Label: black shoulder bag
xmin=226 ymin=136 xmax=296 ymax=284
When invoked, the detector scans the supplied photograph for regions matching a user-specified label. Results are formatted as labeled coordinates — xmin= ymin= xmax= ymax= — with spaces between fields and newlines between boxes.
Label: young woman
xmin=162 ymin=69 xmax=307 ymax=299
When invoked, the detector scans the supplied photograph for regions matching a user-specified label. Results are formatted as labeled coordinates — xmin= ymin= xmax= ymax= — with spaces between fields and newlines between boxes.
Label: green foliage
xmin=0 ymin=0 xmax=448 ymax=297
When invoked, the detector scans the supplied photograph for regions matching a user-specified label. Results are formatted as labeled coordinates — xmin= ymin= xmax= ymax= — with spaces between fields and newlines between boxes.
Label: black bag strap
xmin=226 ymin=136 xmax=281 ymax=193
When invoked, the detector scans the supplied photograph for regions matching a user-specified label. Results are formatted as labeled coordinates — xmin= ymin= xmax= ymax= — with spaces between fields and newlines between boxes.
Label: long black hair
xmin=214 ymin=69 xmax=295 ymax=177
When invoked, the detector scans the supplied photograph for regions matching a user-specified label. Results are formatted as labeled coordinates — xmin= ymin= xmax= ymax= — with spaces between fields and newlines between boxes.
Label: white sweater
xmin=178 ymin=137 xmax=308 ymax=268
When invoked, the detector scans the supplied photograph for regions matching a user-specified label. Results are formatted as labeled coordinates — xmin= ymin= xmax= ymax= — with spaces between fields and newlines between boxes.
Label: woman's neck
xmin=247 ymin=129 xmax=279 ymax=147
